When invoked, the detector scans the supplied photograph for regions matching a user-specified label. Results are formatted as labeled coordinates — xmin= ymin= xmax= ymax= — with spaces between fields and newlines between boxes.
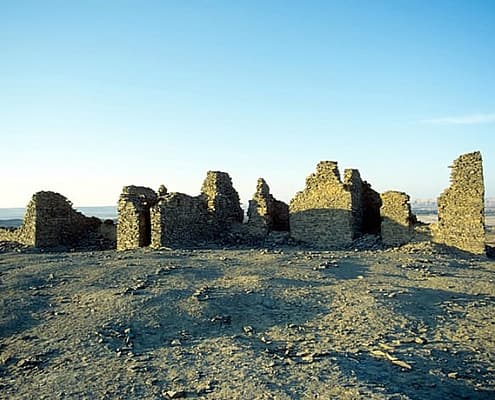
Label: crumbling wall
xmin=200 ymin=171 xmax=243 ymax=235
xmin=361 ymin=182 xmax=382 ymax=235
xmin=272 ymin=200 xmax=290 ymax=232
xmin=151 ymin=192 xmax=208 ymax=247
xmin=0 ymin=227 xmax=21 ymax=243
xmin=149 ymin=171 xmax=245 ymax=247
xmin=289 ymin=161 xmax=359 ymax=247
xmin=117 ymin=186 xmax=158 ymax=250
xmin=247 ymin=178 xmax=289 ymax=239
xmin=289 ymin=161 xmax=382 ymax=248
xmin=0 ymin=195 xmax=38 ymax=245
xmin=380 ymin=191 xmax=414 ymax=246
xmin=0 ymin=191 xmax=104 ymax=248
xmin=343 ymin=169 xmax=364 ymax=237
xmin=33 ymin=192 xmax=102 ymax=247
xmin=431 ymin=151 xmax=485 ymax=254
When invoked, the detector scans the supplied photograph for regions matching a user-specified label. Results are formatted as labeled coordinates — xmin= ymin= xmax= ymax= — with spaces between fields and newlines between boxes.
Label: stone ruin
xmin=151 ymin=191 xmax=208 ymax=247
xmin=200 ymin=171 xmax=244 ymax=236
xmin=117 ymin=186 xmax=158 ymax=250
xmin=246 ymin=178 xmax=289 ymax=239
xmin=117 ymin=171 xmax=245 ymax=249
xmin=380 ymin=191 xmax=415 ymax=246
xmin=431 ymin=151 xmax=485 ymax=254
xmin=289 ymin=161 xmax=382 ymax=248
xmin=1 ymin=152 xmax=486 ymax=255
xmin=0 ymin=191 xmax=115 ymax=249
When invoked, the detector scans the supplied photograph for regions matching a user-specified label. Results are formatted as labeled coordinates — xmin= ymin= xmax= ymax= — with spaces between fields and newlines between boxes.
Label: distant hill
xmin=411 ymin=197 xmax=495 ymax=215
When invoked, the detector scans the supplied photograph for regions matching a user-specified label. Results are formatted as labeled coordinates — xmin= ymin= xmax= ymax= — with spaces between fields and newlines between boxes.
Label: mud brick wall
xmin=117 ymin=186 xmax=158 ymax=250
xmin=432 ymin=151 xmax=485 ymax=254
xmin=151 ymin=193 xmax=209 ymax=247
xmin=289 ymin=161 xmax=358 ymax=247
xmin=380 ymin=191 xmax=414 ymax=246
xmin=247 ymin=178 xmax=289 ymax=239
xmin=0 ymin=191 xmax=102 ymax=248
xmin=200 ymin=171 xmax=244 ymax=235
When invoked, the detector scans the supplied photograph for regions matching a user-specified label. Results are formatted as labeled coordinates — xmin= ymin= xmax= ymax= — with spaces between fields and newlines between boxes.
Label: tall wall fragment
xmin=343 ymin=169 xmax=364 ymax=237
xmin=117 ymin=186 xmax=157 ymax=250
xmin=0 ymin=191 xmax=107 ymax=248
xmin=380 ymin=191 xmax=414 ymax=246
xmin=432 ymin=151 xmax=485 ymax=254
xmin=201 ymin=171 xmax=244 ymax=235
xmin=247 ymin=178 xmax=289 ymax=239
xmin=289 ymin=162 xmax=358 ymax=247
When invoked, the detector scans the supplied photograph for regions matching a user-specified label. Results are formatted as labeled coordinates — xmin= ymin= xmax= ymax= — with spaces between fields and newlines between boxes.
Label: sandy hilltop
xmin=1 ymin=152 xmax=494 ymax=399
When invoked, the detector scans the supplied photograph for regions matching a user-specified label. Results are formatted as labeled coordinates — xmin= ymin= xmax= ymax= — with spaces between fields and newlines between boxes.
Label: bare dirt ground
xmin=1 ymin=240 xmax=494 ymax=400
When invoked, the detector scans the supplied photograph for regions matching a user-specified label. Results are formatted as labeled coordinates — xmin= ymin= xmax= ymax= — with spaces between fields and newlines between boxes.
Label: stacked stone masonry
xmin=118 ymin=171 xmax=244 ymax=249
xmin=247 ymin=178 xmax=289 ymax=239
xmin=2 ymin=152 xmax=486 ymax=254
xmin=380 ymin=191 xmax=414 ymax=246
xmin=431 ymin=151 xmax=485 ymax=254
xmin=151 ymin=192 xmax=209 ymax=247
xmin=289 ymin=161 xmax=381 ymax=248
xmin=200 ymin=171 xmax=244 ymax=235
xmin=0 ymin=191 xmax=113 ymax=249
xmin=117 ymin=186 xmax=158 ymax=250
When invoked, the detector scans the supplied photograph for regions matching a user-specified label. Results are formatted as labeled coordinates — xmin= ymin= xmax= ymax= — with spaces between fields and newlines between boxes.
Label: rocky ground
xmin=1 ymin=239 xmax=494 ymax=400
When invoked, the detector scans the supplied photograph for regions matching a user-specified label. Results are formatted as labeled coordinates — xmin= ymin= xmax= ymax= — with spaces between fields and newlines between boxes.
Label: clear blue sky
xmin=1 ymin=0 xmax=494 ymax=207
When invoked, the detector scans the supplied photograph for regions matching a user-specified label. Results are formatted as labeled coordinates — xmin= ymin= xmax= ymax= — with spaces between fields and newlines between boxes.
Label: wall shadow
xmin=0 ymin=273 xmax=52 ymax=340
xmin=335 ymin=348 xmax=494 ymax=399
xmin=101 ymin=275 xmax=330 ymax=355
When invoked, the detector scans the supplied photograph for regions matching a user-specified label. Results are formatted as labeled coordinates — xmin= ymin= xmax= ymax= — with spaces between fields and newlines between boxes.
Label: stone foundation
xmin=431 ymin=152 xmax=485 ymax=254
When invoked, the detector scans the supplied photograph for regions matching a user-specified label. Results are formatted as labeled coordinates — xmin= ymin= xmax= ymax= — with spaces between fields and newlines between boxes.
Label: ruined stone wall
xmin=272 ymin=200 xmax=290 ymax=232
xmin=247 ymin=178 xmax=289 ymax=239
xmin=0 ymin=191 xmax=105 ymax=248
xmin=380 ymin=191 xmax=414 ymax=246
xmin=33 ymin=192 xmax=102 ymax=248
xmin=0 ymin=195 xmax=38 ymax=245
xmin=431 ymin=151 xmax=485 ymax=254
xmin=0 ymin=228 xmax=19 ymax=243
xmin=117 ymin=186 xmax=157 ymax=250
xmin=289 ymin=161 xmax=357 ymax=247
xmin=201 ymin=171 xmax=243 ymax=235
xmin=118 ymin=172 xmax=242 ymax=249
xmin=247 ymin=178 xmax=273 ymax=237
xmin=151 ymin=192 xmax=209 ymax=247
xmin=343 ymin=169 xmax=364 ymax=237
xmin=361 ymin=182 xmax=382 ymax=235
